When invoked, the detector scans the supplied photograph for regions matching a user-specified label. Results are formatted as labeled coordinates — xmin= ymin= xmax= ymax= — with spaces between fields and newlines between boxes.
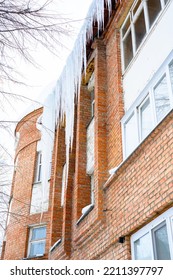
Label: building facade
xmin=2 ymin=0 xmax=173 ymax=260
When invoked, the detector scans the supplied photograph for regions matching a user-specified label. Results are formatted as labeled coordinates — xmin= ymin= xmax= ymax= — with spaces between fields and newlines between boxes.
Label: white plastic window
xmin=91 ymin=90 xmax=95 ymax=118
xmin=124 ymin=113 xmax=138 ymax=157
xmin=147 ymin=0 xmax=162 ymax=28
xmin=139 ymin=97 xmax=153 ymax=140
xmin=86 ymin=118 xmax=95 ymax=174
xmin=152 ymin=221 xmax=171 ymax=259
xmin=122 ymin=55 xmax=173 ymax=159
xmin=90 ymin=173 xmax=95 ymax=205
xmin=34 ymin=151 xmax=42 ymax=182
xmin=131 ymin=208 xmax=173 ymax=259
xmin=134 ymin=232 xmax=152 ymax=260
xmin=61 ymin=163 xmax=67 ymax=207
xmin=134 ymin=6 xmax=146 ymax=49
xmin=121 ymin=0 xmax=169 ymax=70
xmin=154 ymin=75 xmax=170 ymax=122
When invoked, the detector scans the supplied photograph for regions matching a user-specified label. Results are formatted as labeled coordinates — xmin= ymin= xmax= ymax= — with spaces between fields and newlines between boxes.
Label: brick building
xmin=2 ymin=0 xmax=173 ymax=260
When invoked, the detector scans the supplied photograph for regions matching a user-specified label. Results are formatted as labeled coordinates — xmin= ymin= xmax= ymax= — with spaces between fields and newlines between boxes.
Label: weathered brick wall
xmin=49 ymin=117 xmax=77 ymax=260
xmin=3 ymin=0 xmax=173 ymax=261
xmin=3 ymin=108 xmax=52 ymax=260
xmin=15 ymin=108 xmax=42 ymax=157
xmin=69 ymin=110 xmax=173 ymax=260
xmin=49 ymin=0 xmax=173 ymax=259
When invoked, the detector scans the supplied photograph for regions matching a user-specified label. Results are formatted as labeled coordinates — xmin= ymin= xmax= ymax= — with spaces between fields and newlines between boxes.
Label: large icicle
xmin=40 ymin=91 xmax=56 ymax=213
xmin=54 ymin=0 xmax=116 ymax=181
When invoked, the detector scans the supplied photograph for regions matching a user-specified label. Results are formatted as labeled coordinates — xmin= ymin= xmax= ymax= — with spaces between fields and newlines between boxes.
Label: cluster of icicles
xmin=53 ymin=0 xmax=115 ymax=176
xmin=41 ymin=0 xmax=117 ymax=192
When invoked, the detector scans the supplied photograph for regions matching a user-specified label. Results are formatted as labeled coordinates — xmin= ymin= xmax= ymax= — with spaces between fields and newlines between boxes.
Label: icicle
xmin=105 ymin=0 xmax=112 ymax=17
xmin=40 ymin=91 xmax=56 ymax=214
xmin=53 ymin=0 xmax=114 ymax=185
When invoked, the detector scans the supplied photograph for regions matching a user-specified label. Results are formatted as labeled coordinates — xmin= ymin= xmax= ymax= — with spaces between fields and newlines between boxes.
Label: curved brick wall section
xmin=15 ymin=108 xmax=43 ymax=159
xmin=3 ymin=107 xmax=52 ymax=260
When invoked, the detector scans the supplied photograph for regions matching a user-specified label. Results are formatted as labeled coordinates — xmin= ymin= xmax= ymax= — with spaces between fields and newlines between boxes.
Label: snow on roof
xmin=17 ymin=81 xmax=56 ymax=123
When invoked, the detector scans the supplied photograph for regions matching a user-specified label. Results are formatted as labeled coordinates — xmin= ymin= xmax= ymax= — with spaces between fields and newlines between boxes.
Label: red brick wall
xmin=73 ymin=85 xmax=92 ymax=221
xmin=49 ymin=117 xmax=77 ymax=260
xmin=3 ymin=108 xmax=53 ymax=260
xmin=69 ymin=110 xmax=173 ymax=260
xmin=4 ymin=0 xmax=173 ymax=261
xmin=49 ymin=0 xmax=173 ymax=259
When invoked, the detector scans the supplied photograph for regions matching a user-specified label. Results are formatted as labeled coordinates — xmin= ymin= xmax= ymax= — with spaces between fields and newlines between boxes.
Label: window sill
xmin=49 ymin=239 xmax=62 ymax=252
xmin=76 ymin=204 xmax=94 ymax=225
xmin=23 ymin=254 xmax=45 ymax=260
xmin=33 ymin=181 xmax=42 ymax=185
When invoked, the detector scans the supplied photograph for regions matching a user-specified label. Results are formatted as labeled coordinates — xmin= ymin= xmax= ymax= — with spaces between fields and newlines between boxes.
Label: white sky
xmin=0 ymin=0 xmax=93 ymax=158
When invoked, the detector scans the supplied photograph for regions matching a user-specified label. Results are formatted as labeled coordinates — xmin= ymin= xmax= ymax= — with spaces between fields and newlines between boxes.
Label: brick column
xmin=106 ymin=30 xmax=124 ymax=169
xmin=93 ymin=39 xmax=108 ymax=217
xmin=49 ymin=128 xmax=65 ymax=247
xmin=73 ymin=85 xmax=91 ymax=221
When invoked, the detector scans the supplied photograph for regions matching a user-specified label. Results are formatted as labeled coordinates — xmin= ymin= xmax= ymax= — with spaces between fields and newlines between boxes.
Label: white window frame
xmin=86 ymin=118 xmax=95 ymax=174
xmin=123 ymin=111 xmax=138 ymax=158
xmin=91 ymin=90 xmax=95 ymax=118
xmin=121 ymin=0 xmax=170 ymax=71
xmin=131 ymin=207 xmax=173 ymax=259
xmin=90 ymin=173 xmax=95 ymax=205
xmin=27 ymin=225 xmax=46 ymax=258
xmin=153 ymin=74 xmax=171 ymax=122
xmin=122 ymin=53 xmax=173 ymax=159
xmin=61 ymin=163 xmax=67 ymax=207
xmin=138 ymin=95 xmax=154 ymax=141
xmin=34 ymin=151 xmax=42 ymax=183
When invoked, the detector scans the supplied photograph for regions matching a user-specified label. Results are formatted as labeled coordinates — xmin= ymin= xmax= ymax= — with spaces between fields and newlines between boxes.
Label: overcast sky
xmin=8 ymin=0 xmax=93 ymax=103
xmin=0 ymin=0 xmax=93 ymax=157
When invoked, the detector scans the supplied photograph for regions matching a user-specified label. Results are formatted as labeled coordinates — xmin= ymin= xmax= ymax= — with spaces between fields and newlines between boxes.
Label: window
xmin=28 ymin=226 xmax=46 ymax=258
xmin=154 ymin=75 xmax=170 ymax=122
xmin=134 ymin=232 xmax=152 ymax=260
xmin=86 ymin=72 xmax=95 ymax=174
xmin=90 ymin=173 xmax=95 ymax=205
xmin=86 ymin=118 xmax=94 ymax=174
xmin=123 ymin=30 xmax=133 ymax=69
xmin=124 ymin=113 xmax=138 ymax=157
xmin=134 ymin=7 xmax=146 ymax=49
xmin=122 ymin=56 xmax=173 ymax=158
xmin=147 ymin=0 xmax=162 ymax=28
xmin=61 ymin=163 xmax=67 ymax=207
xmin=87 ymin=72 xmax=95 ymax=118
xmin=121 ymin=0 xmax=169 ymax=70
xmin=91 ymin=90 xmax=95 ymax=118
xmin=152 ymin=221 xmax=171 ymax=259
xmin=131 ymin=208 xmax=173 ymax=259
xmin=138 ymin=97 xmax=153 ymax=140
xmin=34 ymin=152 xmax=42 ymax=182
xmin=169 ymin=61 xmax=173 ymax=91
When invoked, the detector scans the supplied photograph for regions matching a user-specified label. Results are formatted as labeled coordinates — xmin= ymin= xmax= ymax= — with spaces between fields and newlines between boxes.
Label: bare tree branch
xmin=0 ymin=0 xmax=72 ymax=252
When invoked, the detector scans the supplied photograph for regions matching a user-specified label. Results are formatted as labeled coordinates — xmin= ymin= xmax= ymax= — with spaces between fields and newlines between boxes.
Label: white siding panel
xmin=123 ymin=1 xmax=173 ymax=111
